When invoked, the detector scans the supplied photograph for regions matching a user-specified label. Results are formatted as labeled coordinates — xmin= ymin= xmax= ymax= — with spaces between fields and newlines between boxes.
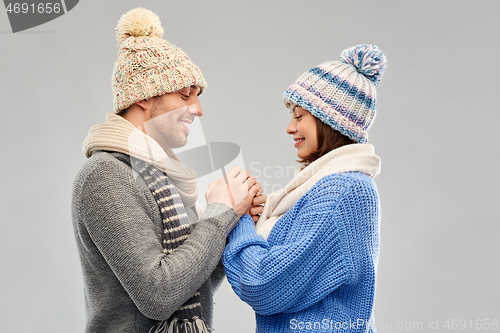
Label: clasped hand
xmin=205 ymin=166 xmax=266 ymax=220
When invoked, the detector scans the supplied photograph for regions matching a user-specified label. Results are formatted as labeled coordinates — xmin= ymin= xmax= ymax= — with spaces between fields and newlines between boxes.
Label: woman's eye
xmin=181 ymin=94 xmax=189 ymax=99
xmin=295 ymin=115 xmax=302 ymax=120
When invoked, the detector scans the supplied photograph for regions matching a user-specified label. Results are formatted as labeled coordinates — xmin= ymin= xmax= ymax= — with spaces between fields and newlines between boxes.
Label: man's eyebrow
xmin=191 ymin=85 xmax=202 ymax=96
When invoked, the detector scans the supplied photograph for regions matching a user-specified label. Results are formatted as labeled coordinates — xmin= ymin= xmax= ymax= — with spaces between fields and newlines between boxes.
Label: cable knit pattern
xmin=223 ymin=172 xmax=380 ymax=333
xmin=112 ymin=8 xmax=206 ymax=112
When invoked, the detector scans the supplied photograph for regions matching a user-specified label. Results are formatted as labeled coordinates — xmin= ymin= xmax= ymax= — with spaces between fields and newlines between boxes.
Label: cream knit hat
xmin=112 ymin=8 xmax=206 ymax=113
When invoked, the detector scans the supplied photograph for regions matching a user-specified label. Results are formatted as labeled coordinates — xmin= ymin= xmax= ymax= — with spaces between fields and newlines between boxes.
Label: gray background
xmin=1 ymin=0 xmax=499 ymax=332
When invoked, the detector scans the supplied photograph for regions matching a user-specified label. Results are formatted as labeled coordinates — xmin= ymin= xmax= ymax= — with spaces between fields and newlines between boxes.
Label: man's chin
xmin=170 ymin=138 xmax=188 ymax=149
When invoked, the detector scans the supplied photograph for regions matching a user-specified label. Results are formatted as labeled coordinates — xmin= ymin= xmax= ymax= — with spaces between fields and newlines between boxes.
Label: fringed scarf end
xmin=149 ymin=317 xmax=210 ymax=333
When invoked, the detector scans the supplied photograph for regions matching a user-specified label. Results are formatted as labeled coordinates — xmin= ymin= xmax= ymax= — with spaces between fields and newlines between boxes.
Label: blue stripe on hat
xmin=283 ymin=87 xmax=367 ymax=143
xmin=306 ymin=67 xmax=375 ymax=111
xmin=296 ymin=81 xmax=370 ymax=129
xmin=300 ymin=82 xmax=369 ymax=128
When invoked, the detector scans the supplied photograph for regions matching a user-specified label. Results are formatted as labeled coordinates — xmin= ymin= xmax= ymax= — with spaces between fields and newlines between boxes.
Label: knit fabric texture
xmin=283 ymin=44 xmax=386 ymax=143
xmin=133 ymin=158 xmax=209 ymax=332
xmin=83 ymin=112 xmax=200 ymax=209
xmin=223 ymin=172 xmax=381 ymax=333
xmin=112 ymin=8 xmax=206 ymax=112
xmin=72 ymin=151 xmax=238 ymax=332
xmin=255 ymin=143 xmax=380 ymax=240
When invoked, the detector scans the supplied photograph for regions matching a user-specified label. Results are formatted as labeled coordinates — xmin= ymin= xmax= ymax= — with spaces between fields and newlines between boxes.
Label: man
xmin=72 ymin=8 xmax=264 ymax=333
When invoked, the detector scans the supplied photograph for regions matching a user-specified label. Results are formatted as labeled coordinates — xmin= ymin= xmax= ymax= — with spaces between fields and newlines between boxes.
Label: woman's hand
xmin=206 ymin=167 xmax=261 ymax=217
xmin=247 ymin=192 xmax=267 ymax=222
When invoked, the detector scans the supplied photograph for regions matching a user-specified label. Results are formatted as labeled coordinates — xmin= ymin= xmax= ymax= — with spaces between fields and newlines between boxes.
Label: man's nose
xmin=189 ymin=97 xmax=203 ymax=117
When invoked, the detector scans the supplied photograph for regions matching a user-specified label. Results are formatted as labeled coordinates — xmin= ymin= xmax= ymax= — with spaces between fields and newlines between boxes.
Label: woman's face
xmin=286 ymin=103 xmax=318 ymax=159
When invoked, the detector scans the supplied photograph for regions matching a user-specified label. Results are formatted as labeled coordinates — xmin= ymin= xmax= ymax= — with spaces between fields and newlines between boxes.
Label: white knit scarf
xmin=83 ymin=113 xmax=200 ymax=211
xmin=255 ymin=144 xmax=381 ymax=240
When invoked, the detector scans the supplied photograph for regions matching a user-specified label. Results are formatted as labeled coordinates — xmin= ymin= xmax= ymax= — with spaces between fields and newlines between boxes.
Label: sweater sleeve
xmin=223 ymin=175 xmax=357 ymax=315
xmin=77 ymin=159 xmax=238 ymax=321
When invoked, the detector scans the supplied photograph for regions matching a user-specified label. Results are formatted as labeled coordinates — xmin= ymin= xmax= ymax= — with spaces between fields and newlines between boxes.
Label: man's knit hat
xmin=283 ymin=44 xmax=387 ymax=143
xmin=112 ymin=8 xmax=206 ymax=113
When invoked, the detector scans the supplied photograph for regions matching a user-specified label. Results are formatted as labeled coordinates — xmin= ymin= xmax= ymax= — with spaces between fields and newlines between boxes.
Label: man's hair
xmin=298 ymin=117 xmax=354 ymax=166
xmin=116 ymin=95 xmax=162 ymax=118
xmin=116 ymin=107 xmax=128 ymax=117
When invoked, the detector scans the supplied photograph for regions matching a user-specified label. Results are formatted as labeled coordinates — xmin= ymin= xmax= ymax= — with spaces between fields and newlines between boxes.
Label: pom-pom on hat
xmin=283 ymin=44 xmax=387 ymax=143
xmin=112 ymin=8 xmax=206 ymax=113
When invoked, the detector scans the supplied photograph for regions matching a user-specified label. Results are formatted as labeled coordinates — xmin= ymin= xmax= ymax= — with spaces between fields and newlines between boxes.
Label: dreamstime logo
xmin=3 ymin=0 xmax=79 ymax=33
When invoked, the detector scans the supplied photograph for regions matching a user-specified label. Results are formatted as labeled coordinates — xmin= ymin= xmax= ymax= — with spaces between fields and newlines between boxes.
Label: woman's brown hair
xmin=298 ymin=117 xmax=354 ymax=166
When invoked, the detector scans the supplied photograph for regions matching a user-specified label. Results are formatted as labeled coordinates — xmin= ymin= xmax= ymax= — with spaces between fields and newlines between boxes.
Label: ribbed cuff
xmin=228 ymin=214 xmax=265 ymax=245
xmin=198 ymin=202 xmax=239 ymax=237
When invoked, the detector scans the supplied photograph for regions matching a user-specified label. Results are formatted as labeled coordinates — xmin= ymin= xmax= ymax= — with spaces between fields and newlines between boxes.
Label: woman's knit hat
xmin=112 ymin=8 xmax=206 ymax=113
xmin=283 ymin=44 xmax=387 ymax=143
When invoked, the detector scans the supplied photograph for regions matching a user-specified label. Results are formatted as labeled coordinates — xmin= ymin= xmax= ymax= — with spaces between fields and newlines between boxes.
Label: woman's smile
xmin=294 ymin=137 xmax=305 ymax=147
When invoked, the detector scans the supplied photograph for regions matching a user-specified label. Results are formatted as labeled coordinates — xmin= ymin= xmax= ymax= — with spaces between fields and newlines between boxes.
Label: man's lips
xmin=179 ymin=119 xmax=192 ymax=133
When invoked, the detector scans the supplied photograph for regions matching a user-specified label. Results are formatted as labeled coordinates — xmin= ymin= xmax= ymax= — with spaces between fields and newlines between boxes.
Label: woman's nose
xmin=286 ymin=119 xmax=296 ymax=135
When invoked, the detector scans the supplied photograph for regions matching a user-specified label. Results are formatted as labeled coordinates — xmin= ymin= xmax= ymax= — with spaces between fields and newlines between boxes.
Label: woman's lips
xmin=294 ymin=138 xmax=304 ymax=147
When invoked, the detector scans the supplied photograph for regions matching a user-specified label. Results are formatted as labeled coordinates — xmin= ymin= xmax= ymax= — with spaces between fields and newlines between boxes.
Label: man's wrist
xmin=199 ymin=202 xmax=239 ymax=237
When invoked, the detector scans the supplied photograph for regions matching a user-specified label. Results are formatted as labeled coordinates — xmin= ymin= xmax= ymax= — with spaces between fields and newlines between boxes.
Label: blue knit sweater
xmin=223 ymin=172 xmax=380 ymax=332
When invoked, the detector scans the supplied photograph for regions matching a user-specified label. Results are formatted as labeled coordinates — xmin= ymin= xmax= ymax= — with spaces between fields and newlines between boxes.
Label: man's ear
xmin=135 ymin=99 xmax=150 ymax=111
xmin=120 ymin=99 xmax=153 ymax=128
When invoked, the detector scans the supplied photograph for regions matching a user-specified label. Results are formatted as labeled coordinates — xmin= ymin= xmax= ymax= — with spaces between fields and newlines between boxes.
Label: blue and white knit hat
xmin=283 ymin=44 xmax=387 ymax=143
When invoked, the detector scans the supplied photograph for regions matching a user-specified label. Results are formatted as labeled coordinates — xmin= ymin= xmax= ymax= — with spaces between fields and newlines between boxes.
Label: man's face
xmin=143 ymin=86 xmax=203 ymax=151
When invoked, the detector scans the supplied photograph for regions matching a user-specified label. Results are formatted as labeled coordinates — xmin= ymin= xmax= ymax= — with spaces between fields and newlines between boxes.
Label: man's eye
xmin=295 ymin=116 xmax=302 ymax=120
xmin=181 ymin=94 xmax=189 ymax=99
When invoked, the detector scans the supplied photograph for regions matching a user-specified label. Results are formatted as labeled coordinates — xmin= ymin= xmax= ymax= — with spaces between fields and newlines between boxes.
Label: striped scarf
xmin=132 ymin=157 xmax=210 ymax=333
xmin=83 ymin=113 xmax=200 ymax=210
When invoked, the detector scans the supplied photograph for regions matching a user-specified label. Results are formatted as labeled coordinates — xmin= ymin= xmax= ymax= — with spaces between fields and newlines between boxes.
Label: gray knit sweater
xmin=72 ymin=151 xmax=239 ymax=333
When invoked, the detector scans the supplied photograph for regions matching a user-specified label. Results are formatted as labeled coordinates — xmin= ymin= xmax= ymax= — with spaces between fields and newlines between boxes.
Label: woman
xmin=223 ymin=44 xmax=387 ymax=332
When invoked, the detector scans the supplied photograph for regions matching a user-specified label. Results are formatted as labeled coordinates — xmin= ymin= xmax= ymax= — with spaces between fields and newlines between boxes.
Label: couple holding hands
xmin=72 ymin=8 xmax=386 ymax=333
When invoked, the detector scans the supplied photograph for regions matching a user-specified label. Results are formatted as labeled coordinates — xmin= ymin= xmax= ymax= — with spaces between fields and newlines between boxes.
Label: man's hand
xmin=247 ymin=193 xmax=267 ymax=222
xmin=205 ymin=166 xmax=262 ymax=217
